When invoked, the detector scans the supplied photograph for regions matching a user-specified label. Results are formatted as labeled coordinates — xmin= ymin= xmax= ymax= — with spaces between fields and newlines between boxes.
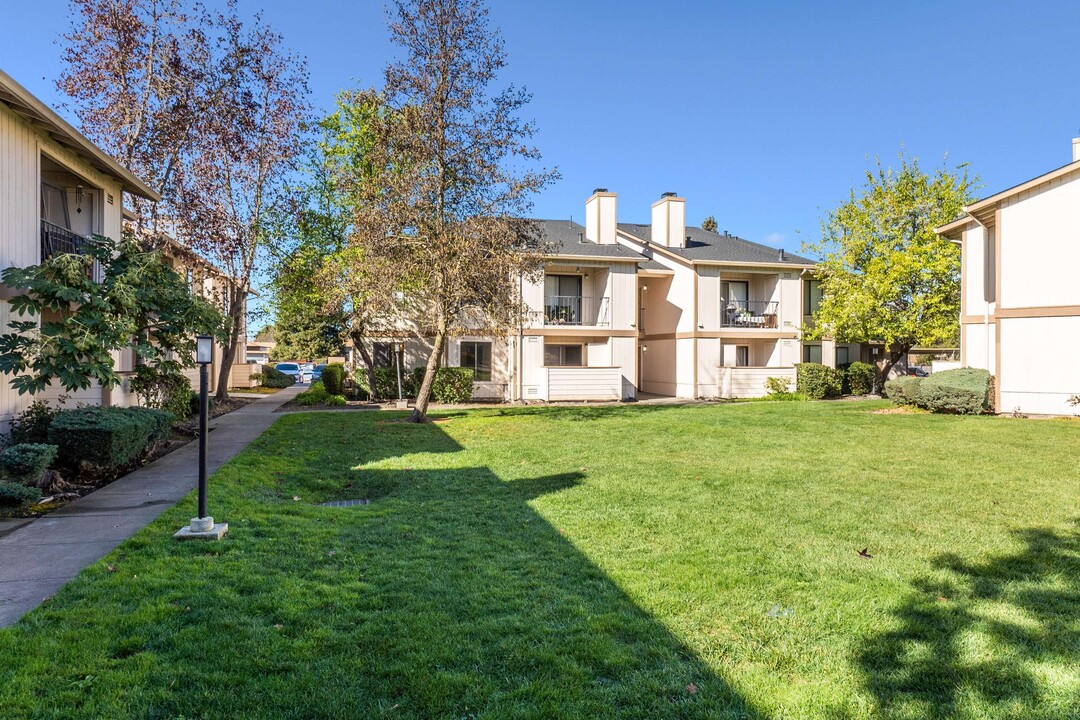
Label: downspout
xmin=517 ymin=271 xmax=524 ymax=403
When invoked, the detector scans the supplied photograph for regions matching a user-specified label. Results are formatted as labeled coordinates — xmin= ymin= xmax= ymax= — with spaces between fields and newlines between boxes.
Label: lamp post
xmin=174 ymin=335 xmax=228 ymax=540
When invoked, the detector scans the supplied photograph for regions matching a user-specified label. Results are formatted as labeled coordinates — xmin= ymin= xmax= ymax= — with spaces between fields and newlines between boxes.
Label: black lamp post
xmin=175 ymin=335 xmax=228 ymax=540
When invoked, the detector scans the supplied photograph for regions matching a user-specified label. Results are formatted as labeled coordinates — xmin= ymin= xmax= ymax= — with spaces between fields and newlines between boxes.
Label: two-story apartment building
xmin=361 ymin=190 xmax=830 ymax=402
xmin=935 ymin=137 xmax=1080 ymax=415
xmin=0 ymin=69 xmax=160 ymax=426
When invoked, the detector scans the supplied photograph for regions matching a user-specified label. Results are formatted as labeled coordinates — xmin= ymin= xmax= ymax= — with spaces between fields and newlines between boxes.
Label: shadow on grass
xmin=859 ymin=524 xmax=1080 ymax=719
xmin=0 ymin=414 xmax=765 ymax=719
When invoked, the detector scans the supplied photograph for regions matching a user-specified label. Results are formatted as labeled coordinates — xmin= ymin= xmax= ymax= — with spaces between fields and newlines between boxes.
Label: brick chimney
xmin=651 ymin=192 xmax=686 ymax=248
xmin=585 ymin=188 xmax=617 ymax=245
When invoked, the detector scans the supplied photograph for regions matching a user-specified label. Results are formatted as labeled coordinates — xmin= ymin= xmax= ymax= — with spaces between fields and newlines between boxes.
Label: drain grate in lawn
xmin=318 ymin=498 xmax=370 ymax=508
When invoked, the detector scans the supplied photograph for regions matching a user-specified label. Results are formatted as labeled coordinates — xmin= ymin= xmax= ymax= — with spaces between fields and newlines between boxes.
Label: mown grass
xmin=1 ymin=400 xmax=1079 ymax=718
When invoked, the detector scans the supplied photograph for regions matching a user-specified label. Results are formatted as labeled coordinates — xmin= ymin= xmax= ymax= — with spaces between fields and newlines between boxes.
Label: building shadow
xmin=858 ymin=524 xmax=1080 ymax=719
xmin=65 ymin=416 xmax=767 ymax=719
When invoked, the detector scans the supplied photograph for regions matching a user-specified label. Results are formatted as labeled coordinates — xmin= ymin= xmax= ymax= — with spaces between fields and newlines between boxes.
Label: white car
xmin=274 ymin=362 xmax=303 ymax=382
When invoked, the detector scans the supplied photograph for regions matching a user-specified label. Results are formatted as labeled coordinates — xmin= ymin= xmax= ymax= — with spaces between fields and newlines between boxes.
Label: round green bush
xmin=846 ymin=362 xmax=875 ymax=396
xmin=0 ymin=443 xmax=58 ymax=484
xmin=321 ymin=363 xmax=346 ymax=395
xmin=0 ymin=481 xmax=42 ymax=507
xmin=795 ymin=363 xmax=843 ymax=399
xmin=913 ymin=368 xmax=991 ymax=414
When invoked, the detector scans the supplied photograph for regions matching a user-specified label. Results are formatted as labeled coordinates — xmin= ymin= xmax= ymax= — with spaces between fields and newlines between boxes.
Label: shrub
xmin=0 ymin=443 xmax=58 ymax=485
xmin=914 ymin=368 xmax=991 ymax=415
xmin=260 ymin=365 xmax=297 ymax=388
xmin=49 ymin=406 xmax=174 ymax=470
xmin=412 ymin=367 xmax=475 ymax=404
xmin=130 ymin=367 xmax=192 ymax=419
xmin=187 ymin=391 xmax=216 ymax=418
xmin=321 ymin=363 xmax=346 ymax=395
xmin=294 ymin=382 xmax=348 ymax=407
xmin=0 ymin=481 xmax=42 ymax=507
xmin=884 ymin=376 xmax=922 ymax=405
xmin=355 ymin=367 xmax=417 ymax=400
xmin=795 ymin=363 xmax=843 ymax=399
xmin=846 ymin=362 xmax=875 ymax=396
xmin=764 ymin=376 xmax=792 ymax=396
xmin=10 ymin=400 xmax=61 ymax=445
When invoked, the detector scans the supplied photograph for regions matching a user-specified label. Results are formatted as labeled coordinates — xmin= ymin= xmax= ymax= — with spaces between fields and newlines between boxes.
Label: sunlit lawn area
xmin=2 ymin=400 xmax=1079 ymax=718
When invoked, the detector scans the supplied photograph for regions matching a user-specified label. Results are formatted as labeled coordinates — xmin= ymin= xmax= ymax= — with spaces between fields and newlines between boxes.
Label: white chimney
xmin=651 ymin=192 xmax=686 ymax=248
xmin=585 ymin=188 xmax=617 ymax=245
xmin=1073 ymin=137 xmax=1080 ymax=162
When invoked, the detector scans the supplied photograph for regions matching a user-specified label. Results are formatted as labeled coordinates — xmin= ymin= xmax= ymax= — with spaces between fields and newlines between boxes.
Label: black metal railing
xmin=721 ymin=300 xmax=780 ymax=328
xmin=41 ymin=220 xmax=92 ymax=259
xmin=41 ymin=220 xmax=102 ymax=281
xmin=543 ymin=295 xmax=610 ymax=327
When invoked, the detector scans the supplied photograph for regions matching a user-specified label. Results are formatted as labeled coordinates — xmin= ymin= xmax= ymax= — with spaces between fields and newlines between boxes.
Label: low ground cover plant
xmin=0 ymin=443 xmax=58 ymax=485
xmin=0 ymin=480 xmax=41 ymax=507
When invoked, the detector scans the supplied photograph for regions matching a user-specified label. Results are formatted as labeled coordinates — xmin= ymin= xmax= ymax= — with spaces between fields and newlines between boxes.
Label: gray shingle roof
xmin=533 ymin=219 xmax=644 ymax=260
xmin=617 ymin=223 xmax=815 ymax=266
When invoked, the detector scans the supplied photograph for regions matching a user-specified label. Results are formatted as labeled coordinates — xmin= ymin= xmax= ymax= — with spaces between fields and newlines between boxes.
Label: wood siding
xmin=546 ymin=366 xmax=621 ymax=401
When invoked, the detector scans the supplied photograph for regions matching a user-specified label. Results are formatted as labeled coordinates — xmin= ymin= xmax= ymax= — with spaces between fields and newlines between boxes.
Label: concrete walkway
xmin=0 ymin=385 xmax=303 ymax=627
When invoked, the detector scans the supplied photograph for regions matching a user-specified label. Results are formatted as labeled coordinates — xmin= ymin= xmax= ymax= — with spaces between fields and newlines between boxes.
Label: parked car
xmin=906 ymin=367 xmax=929 ymax=377
xmin=274 ymin=362 xmax=302 ymax=382
xmin=299 ymin=362 xmax=315 ymax=383
xmin=311 ymin=364 xmax=327 ymax=382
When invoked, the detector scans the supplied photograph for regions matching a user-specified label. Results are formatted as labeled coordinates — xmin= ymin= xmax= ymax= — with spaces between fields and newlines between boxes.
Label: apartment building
xmin=936 ymin=137 xmax=1080 ymax=415
xmin=0 ymin=69 xmax=160 ymax=426
xmin=362 ymin=190 xmax=829 ymax=402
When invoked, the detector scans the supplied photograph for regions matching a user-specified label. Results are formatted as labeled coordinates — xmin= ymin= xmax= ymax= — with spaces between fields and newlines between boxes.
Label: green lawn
xmin=2 ymin=401 xmax=1079 ymax=719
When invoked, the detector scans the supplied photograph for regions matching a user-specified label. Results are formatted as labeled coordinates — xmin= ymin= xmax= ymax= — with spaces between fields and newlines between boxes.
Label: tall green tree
xmin=701 ymin=215 xmax=718 ymax=233
xmin=802 ymin=154 xmax=977 ymax=392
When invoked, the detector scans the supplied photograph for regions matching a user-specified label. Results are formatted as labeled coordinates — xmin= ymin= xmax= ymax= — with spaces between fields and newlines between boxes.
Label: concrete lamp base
xmin=174 ymin=516 xmax=229 ymax=541
xmin=395 ymin=400 xmax=409 ymax=410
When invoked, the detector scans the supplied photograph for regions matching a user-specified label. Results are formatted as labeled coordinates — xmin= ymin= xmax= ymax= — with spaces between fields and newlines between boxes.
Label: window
xmin=735 ymin=345 xmax=750 ymax=367
xmin=460 ymin=341 xmax=492 ymax=381
xmin=373 ymin=342 xmax=399 ymax=368
xmin=544 ymin=344 xmax=583 ymax=367
xmin=721 ymin=280 xmax=749 ymax=306
xmin=836 ymin=347 xmax=850 ymax=366
xmin=544 ymin=274 xmax=582 ymax=299
xmin=803 ymin=344 xmax=822 ymax=364
xmin=804 ymin=280 xmax=823 ymax=315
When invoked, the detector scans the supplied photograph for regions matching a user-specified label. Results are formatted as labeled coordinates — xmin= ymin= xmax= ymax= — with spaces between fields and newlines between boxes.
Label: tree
xmin=59 ymin=0 xmax=311 ymax=400
xmin=355 ymin=0 xmax=556 ymax=421
xmin=0 ymin=236 xmax=225 ymax=402
xmin=701 ymin=215 xmax=718 ymax=233
xmin=802 ymin=154 xmax=977 ymax=392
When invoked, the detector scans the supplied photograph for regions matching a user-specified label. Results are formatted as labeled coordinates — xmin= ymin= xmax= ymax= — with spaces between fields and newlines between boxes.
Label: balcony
xmin=41 ymin=220 xmax=102 ymax=280
xmin=721 ymin=300 xmax=779 ymax=329
xmin=543 ymin=295 xmax=610 ymax=327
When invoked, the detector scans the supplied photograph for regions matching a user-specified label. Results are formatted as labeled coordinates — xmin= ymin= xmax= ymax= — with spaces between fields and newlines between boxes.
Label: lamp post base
xmin=174 ymin=517 xmax=229 ymax=541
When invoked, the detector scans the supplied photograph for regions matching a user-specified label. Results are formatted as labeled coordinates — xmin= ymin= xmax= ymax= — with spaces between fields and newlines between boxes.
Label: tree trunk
xmin=875 ymin=343 xmax=912 ymax=394
xmin=351 ymin=330 xmax=378 ymax=402
xmin=214 ymin=285 xmax=244 ymax=400
xmin=410 ymin=318 xmax=448 ymax=423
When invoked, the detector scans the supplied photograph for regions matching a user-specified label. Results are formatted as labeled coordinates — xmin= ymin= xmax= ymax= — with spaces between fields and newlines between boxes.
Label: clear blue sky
xmin=3 ymin=0 xmax=1079 ymax=256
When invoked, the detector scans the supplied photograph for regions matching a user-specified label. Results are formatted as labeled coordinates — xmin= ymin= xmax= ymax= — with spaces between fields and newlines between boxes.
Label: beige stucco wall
xmin=998 ymin=316 xmax=1079 ymax=415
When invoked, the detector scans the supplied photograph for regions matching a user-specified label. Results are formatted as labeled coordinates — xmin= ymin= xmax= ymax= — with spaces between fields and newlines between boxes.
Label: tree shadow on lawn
xmin=859 ymin=523 xmax=1080 ymax=719
xmin=1 ymin=416 xmax=766 ymax=719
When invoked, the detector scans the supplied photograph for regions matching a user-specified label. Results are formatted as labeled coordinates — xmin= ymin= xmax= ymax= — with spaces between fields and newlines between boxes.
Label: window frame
xmin=543 ymin=343 xmax=584 ymax=367
xmin=459 ymin=340 xmax=492 ymax=381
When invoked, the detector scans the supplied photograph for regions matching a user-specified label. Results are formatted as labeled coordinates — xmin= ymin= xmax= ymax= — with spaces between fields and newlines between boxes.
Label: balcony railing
xmin=41 ymin=220 xmax=102 ymax=281
xmin=544 ymin=295 xmax=610 ymax=327
xmin=721 ymin=300 xmax=780 ymax=329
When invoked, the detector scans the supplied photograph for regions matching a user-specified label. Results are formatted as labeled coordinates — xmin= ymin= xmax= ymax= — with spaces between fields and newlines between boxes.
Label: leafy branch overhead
xmin=802 ymin=153 xmax=977 ymax=390
xmin=0 ymin=236 xmax=226 ymax=396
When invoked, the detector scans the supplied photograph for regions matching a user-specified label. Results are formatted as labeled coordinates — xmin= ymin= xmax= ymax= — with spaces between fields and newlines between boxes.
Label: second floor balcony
xmin=722 ymin=300 xmax=780 ymax=329
xmin=544 ymin=295 xmax=610 ymax=327
xmin=41 ymin=220 xmax=103 ymax=281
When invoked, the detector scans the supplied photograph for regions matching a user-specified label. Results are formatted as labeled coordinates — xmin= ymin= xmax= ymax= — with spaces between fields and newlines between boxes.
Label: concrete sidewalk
xmin=0 ymin=385 xmax=303 ymax=627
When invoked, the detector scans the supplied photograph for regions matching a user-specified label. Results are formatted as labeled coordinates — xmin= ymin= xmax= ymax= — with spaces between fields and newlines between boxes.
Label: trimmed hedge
xmin=846 ymin=362 xmax=875 ymax=396
xmin=413 ymin=367 xmax=475 ymax=404
xmin=884 ymin=376 xmax=922 ymax=405
xmin=49 ymin=406 xmax=174 ymax=470
xmin=795 ymin=363 xmax=843 ymax=399
xmin=914 ymin=368 xmax=991 ymax=415
xmin=321 ymin=363 xmax=346 ymax=395
xmin=0 ymin=443 xmax=58 ymax=485
xmin=258 ymin=365 xmax=297 ymax=388
xmin=357 ymin=367 xmax=417 ymax=400
xmin=294 ymin=381 xmax=348 ymax=407
xmin=0 ymin=481 xmax=41 ymax=507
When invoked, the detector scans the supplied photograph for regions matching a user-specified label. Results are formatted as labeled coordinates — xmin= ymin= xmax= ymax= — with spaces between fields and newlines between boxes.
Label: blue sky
xmin=3 ymin=1 xmax=1079 ymax=257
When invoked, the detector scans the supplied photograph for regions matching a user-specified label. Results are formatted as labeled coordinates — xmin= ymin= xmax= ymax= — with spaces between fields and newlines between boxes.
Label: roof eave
xmin=0 ymin=69 xmax=160 ymax=202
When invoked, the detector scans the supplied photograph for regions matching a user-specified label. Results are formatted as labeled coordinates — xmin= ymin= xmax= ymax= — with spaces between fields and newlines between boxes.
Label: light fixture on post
xmin=175 ymin=335 xmax=228 ymax=540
